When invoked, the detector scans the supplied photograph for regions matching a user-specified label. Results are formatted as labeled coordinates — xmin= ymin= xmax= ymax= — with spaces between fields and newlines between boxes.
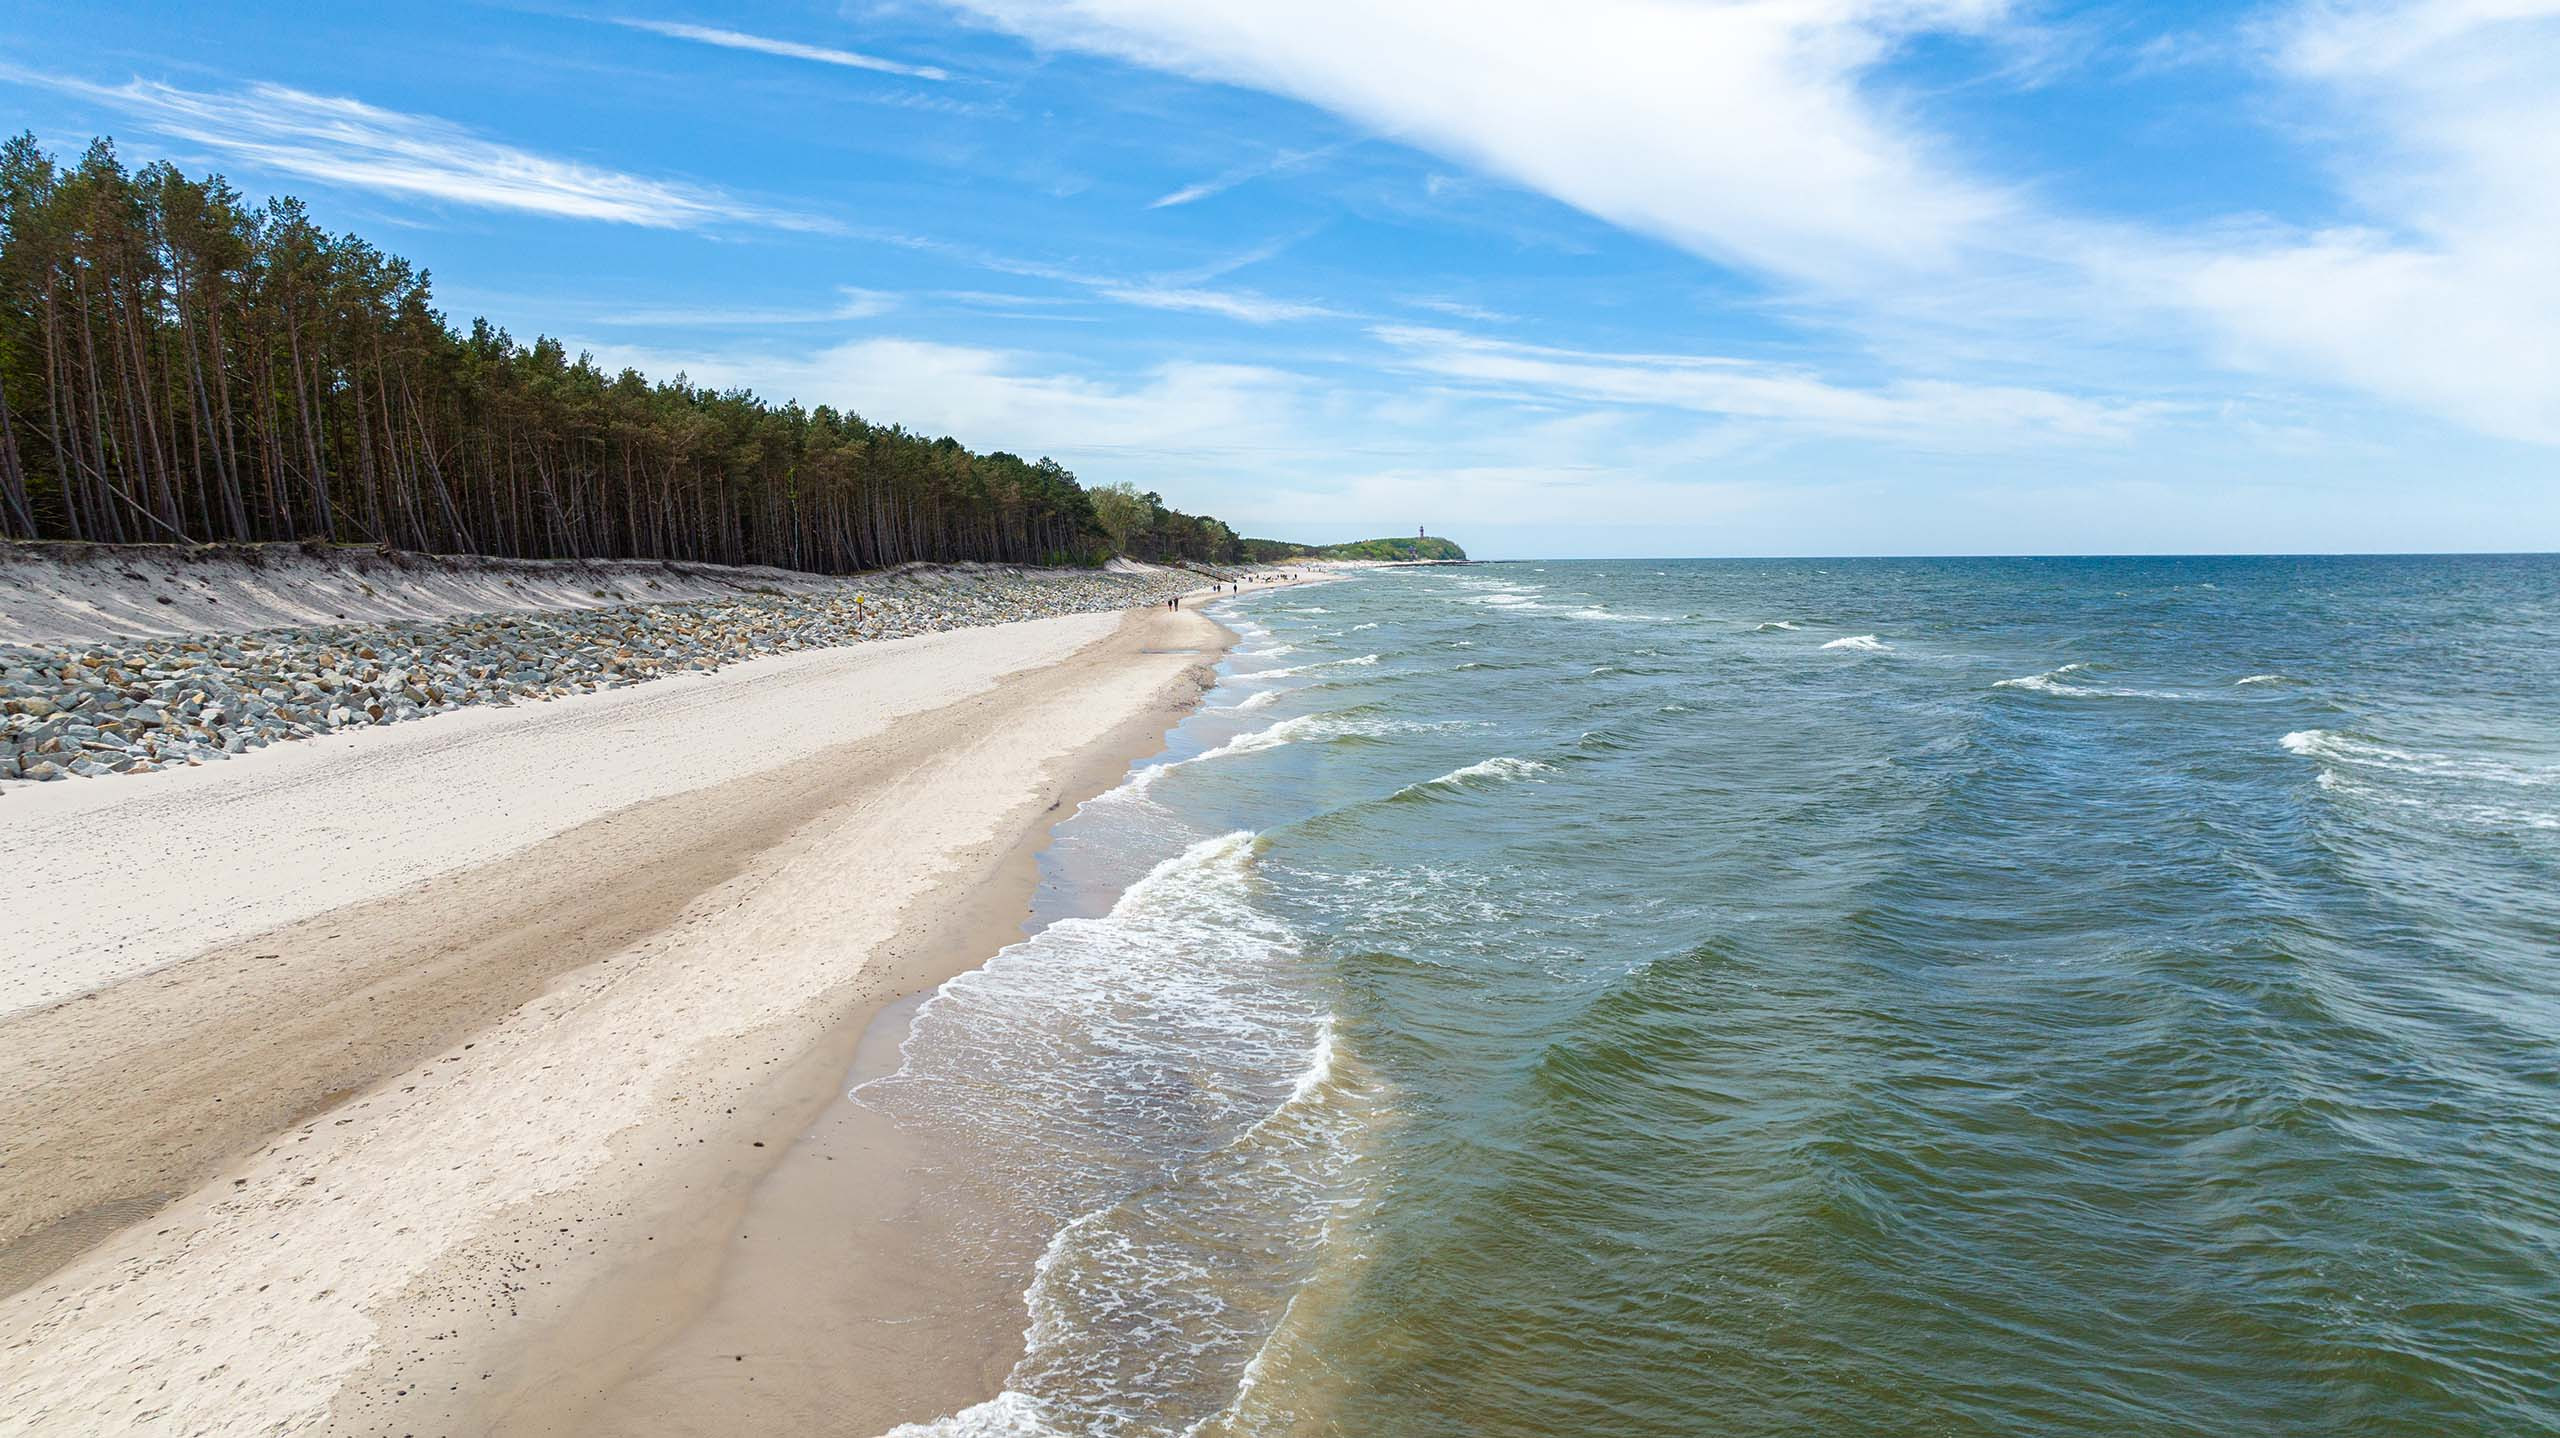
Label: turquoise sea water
xmin=871 ymin=556 xmax=2560 ymax=1437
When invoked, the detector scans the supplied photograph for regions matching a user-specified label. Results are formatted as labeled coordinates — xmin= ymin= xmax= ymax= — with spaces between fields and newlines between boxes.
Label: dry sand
xmin=0 ymin=596 xmax=1239 ymax=1437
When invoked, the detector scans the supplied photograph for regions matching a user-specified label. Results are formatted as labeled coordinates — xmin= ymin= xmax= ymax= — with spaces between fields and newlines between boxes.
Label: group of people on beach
xmin=1159 ymin=572 xmax=1301 ymax=608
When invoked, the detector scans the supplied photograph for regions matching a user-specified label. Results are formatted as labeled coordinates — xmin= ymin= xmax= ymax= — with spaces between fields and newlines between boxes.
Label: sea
xmin=863 ymin=555 xmax=2560 ymax=1437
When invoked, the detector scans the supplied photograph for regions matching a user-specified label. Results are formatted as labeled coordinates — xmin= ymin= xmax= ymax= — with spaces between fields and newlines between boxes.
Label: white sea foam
xmin=1993 ymin=662 xmax=2189 ymax=700
xmin=2236 ymin=673 xmax=2289 ymax=686
xmin=1255 ymin=653 xmax=1381 ymax=679
xmin=1191 ymin=713 xmax=1333 ymax=764
xmin=879 ymin=1389 xmax=1058 ymax=1438
xmin=1822 ymin=634 xmax=1890 ymax=652
xmin=1350 ymin=622 xmax=1379 ymax=631
xmin=1397 ymin=756 xmax=1553 ymax=798
xmin=867 ymin=831 xmax=1358 ymax=1438
xmin=2283 ymin=729 xmax=2558 ymax=787
xmin=1233 ymin=688 xmax=1284 ymax=712
xmin=1280 ymin=1014 xmax=1339 ymax=1109
xmin=1155 ymin=705 xmax=1439 ymax=777
xmin=1754 ymin=621 xmax=1800 ymax=632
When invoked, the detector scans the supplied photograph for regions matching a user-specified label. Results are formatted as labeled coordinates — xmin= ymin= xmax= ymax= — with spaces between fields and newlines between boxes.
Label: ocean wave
xmin=878 ymin=1389 xmax=1055 ymax=1438
xmin=1156 ymin=705 xmax=1448 ymax=777
xmin=1393 ymin=756 xmax=1554 ymax=799
xmin=1232 ymin=688 xmax=1284 ymax=712
xmin=1821 ymin=635 xmax=1890 ymax=652
xmin=2303 ymin=759 xmax=2560 ymax=832
xmin=1754 ymin=621 xmax=1800 ymax=632
xmin=1191 ymin=713 xmax=1336 ymax=764
xmin=1251 ymin=653 xmax=1382 ymax=680
xmin=2282 ymin=729 xmax=2557 ymax=787
xmin=1993 ymin=663 xmax=2190 ymax=700
xmin=1564 ymin=607 xmax=1673 ymax=623
xmin=2235 ymin=673 xmax=2290 ymax=686
xmin=868 ymin=832 xmax=1364 ymax=1438
xmin=1350 ymin=622 xmax=1379 ymax=631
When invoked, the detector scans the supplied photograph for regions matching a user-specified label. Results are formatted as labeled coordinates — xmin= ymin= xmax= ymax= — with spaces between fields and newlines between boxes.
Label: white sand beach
xmin=0 ymin=597 xmax=1237 ymax=1436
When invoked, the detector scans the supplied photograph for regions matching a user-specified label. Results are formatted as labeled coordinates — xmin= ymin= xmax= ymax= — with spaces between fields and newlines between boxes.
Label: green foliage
xmin=1088 ymin=481 xmax=1151 ymax=556
xmin=1316 ymin=536 xmax=1468 ymax=561
xmin=0 ymin=136 xmax=1237 ymax=573
xmin=1237 ymin=535 xmax=1468 ymax=563
xmin=1236 ymin=537 xmax=1317 ymax=564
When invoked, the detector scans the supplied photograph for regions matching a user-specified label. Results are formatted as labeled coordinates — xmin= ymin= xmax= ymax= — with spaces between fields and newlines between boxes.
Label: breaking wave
xmin=1994 ymin=663 xmax=2193 ymax=700
xmin=867 ymin=833 xmax=1369 ymax=1438
xmin=1392 ymin=756 xmax=1554 ymax=800
xmin=1254 ymin=654 xmax=1381 ymax=679
xmin=2282 ymin=729 xmax=2557 ymax=787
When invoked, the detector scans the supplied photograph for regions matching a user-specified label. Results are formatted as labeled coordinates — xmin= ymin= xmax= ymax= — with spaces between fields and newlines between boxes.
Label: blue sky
xmin=5 ymin=0 xmax=2555 ymax=557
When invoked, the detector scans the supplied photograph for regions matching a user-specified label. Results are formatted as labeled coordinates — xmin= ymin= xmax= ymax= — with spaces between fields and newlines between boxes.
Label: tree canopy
xmin=0 ymin=136 xmax=1245 ymax=571
xmin=1239 ymin=535 xmax=1468 ymax=563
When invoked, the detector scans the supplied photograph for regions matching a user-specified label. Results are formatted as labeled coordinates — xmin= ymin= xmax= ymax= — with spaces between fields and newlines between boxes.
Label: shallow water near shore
xmin=866 ymin=556 xmax=2560 ymax=1437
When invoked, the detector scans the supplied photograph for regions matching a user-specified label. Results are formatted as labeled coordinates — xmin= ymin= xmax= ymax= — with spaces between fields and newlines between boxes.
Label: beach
xmin=0 ymin=575 xmax=1263 ymax=1436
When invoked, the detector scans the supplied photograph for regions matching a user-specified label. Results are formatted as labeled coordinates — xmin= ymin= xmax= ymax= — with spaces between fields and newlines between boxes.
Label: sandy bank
xmin=0 ymin=599 xmax=1233 ymax=1436
xmin=0 ymin=540 xmax=866 ymax=647
xmin=0 ymin=540 xmax=1204 ymax=649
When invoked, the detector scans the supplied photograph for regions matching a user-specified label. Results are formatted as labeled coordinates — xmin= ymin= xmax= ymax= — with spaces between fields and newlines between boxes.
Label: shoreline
xmin=372 ymin=608 xmax=1242 ymax=1436
xmin=507 ymin=575 xmax=1343 ymax=1436
xmin=0 ymin=585 xmax=1271 ymax=1436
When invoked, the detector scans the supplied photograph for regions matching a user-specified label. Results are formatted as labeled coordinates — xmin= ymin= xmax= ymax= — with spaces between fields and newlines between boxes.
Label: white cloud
xmin=1371 ymin=326 xmax=2150 ymax=445
xmin=1402 ymin=296 xmax=1517 ymax=324
xmin=2161 ymin=0 xmax=2560 ymax=443
xmin=941 ymin=0 xmax=2020 ymax=288
xmin=937 ymin=0 xmax=2560 ymax=450
xmin=578 ymin=336 xmax=1311 ymax=460
xmin=46 ymin=77 xmax=827 ymax=231
xmin=1090 ymin=284 xmax=1335 ymax=323
xmin=612 ymin=18 xmax=952 ymax=81
xmin=1146 ymin=142 xmax=1346 ymax=208
xmin=953 ymin=239 xmax=1336 ymax=323
xmin=579 ymin=287 xmax=899 ymax=327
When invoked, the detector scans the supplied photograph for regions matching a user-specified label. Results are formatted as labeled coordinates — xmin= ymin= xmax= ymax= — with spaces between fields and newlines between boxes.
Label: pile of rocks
xmin=2 ymin=566 xmax=1210 ymax=786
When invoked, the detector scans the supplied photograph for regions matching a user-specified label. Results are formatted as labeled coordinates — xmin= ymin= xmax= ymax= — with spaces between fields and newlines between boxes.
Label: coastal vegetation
xmin=1240 ymin=534 xmax=1469 ymax=563
xmin=0 ymin=137 xmax=1246 ymax=570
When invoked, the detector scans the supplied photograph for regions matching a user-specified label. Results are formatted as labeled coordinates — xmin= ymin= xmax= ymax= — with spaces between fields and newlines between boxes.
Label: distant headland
xmin=1239 ymin=535 xmax=1470 ymax=563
